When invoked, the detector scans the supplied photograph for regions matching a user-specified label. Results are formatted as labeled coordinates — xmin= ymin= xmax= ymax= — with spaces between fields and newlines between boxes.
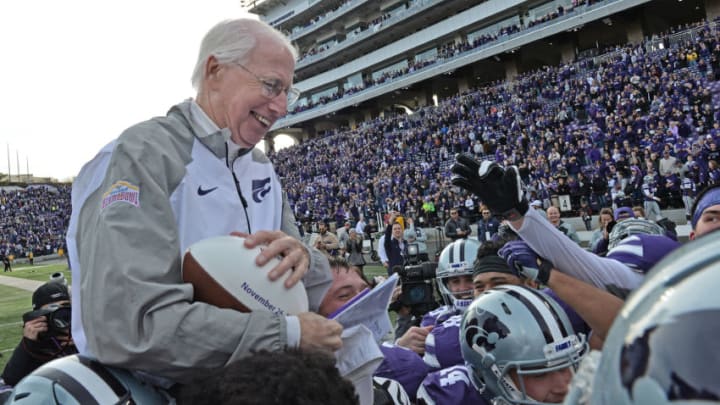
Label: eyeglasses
xmin=235 ymin=63 xmax=301 ymax=106
xmin=482 ymin=212 xmax=490 ymax=214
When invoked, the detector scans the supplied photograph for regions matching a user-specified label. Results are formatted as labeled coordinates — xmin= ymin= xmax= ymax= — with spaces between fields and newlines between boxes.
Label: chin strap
xmin=453 ymin=297 xmax=473 ymax=312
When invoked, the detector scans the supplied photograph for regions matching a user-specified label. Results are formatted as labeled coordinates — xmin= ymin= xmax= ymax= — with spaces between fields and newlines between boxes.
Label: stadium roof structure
xmin=245 ymin=0 xmax=708 ymax=143
xmin=0 ymin=185 xmax=25 ymax=192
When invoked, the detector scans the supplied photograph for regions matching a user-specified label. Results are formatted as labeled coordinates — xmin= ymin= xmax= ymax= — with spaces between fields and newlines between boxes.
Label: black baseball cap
xmin=32 ymin=282 xmax=70 ymax=310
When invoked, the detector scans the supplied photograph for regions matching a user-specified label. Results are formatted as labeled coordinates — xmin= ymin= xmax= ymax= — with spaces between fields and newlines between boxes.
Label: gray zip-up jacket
xmin=66 ymin=100 xmax=332 ymax=382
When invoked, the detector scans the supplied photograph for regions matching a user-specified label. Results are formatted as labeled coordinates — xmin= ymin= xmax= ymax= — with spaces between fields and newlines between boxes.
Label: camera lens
xmin=51 ymin=307 xmax=71 ymax=329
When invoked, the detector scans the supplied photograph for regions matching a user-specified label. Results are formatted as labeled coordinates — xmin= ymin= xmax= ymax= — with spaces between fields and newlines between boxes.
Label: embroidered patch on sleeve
xmin=101 ymin=181 xmax=140 ymax=209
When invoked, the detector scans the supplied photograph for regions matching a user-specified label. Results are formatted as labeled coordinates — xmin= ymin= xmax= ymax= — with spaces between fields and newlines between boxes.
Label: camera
xmin=395 ymin=262 xmax=440 ymax=317
xmin=22 ymin=302 xmax=71 ymax=338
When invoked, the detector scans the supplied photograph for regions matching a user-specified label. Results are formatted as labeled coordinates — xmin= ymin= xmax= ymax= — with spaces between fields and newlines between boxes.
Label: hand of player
xmin=297 ymin=312 xmax=343 ymax=352
xmin=451 ymin=153 xmax=528 ymax=220
xmin=396 ymin=325 xmax=433 ymax=355
xmin=498 ymin=240 xmax=553 ymax=284
xmin=23 ymin=316 xmax=48 ymax=341
xmin=233 ymin=230 xmax=310 ymax=288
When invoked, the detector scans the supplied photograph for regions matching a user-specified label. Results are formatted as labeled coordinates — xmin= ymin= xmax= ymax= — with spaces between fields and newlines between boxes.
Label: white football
xmin=182 ymin=235 xmax=308 ymax=316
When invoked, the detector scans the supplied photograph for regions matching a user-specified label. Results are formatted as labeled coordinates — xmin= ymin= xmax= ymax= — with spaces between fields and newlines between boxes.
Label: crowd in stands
xmin=289 ymin=0 xmax=609 ymax=112
xmin=0 ymin=185 xmax=70 ymax=259
xmin=271 ymin=19 xmax=720 ymax=232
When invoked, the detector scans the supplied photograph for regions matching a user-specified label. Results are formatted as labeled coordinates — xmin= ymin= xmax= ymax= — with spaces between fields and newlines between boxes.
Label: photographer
xmin=1 ymin=281 xmax=77 ymax=386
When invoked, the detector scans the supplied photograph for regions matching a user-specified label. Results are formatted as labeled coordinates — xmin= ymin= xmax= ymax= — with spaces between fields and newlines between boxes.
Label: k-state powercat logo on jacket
xmin=252 ymin=178 xmax=272 ymax=203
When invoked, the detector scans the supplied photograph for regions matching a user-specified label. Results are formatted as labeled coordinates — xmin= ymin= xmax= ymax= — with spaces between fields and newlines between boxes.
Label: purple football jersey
xmin=423 ymin=314 xmax=463 ymax=371
xmin=420 ymin=305 xmax=460 ymax=327
xmin=375 ymin=343 xmax=429 ymax=401
xmin=416 ymin=365 xmax=489 ymax=405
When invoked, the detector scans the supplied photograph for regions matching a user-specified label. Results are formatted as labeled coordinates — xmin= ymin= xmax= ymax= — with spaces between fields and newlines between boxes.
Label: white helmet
xmin=608 ymin=218 xmax=665 ymax=250
xmin=586 ymin=232 xmax=720 ymax=404
xmin=6 ymin=355 xmax=169 ymax=404
xmin=436 ymin=239 xmax=481 ymax=312
xmin=460 ymin=285 xmax=587 ymax=404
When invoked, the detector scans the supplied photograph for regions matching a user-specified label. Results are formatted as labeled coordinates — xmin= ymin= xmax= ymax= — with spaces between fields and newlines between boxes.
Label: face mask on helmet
xmin=587 ymin=234 xmax=720 ymax=405
xmin=460 ymin=285 xmax=587 ymax=405
xmin=373 ymin=377 xmax=412 ymax=405
xmin=437 ymin=239 xmax=481 ymax=312
xmin=7 ymin=355 xmax=170 ymax=405
xmin=608 ymin=218 xmax=665 ymax=250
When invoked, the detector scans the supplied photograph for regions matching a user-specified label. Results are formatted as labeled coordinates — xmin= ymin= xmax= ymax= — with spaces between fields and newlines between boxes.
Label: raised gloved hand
xmin=498 ymin=240 xmax=553 ymax=284
xmin=451 ymin=153 xmax=528 ymax=220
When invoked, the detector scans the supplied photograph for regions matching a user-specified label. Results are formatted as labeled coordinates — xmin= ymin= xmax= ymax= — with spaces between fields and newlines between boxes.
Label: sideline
xmin=0 ymin=275 xmax=43 ymax=293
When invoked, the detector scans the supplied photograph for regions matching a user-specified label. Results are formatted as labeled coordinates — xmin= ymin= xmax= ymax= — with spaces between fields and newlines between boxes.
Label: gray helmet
xmin=608 ymin=218 xmax=665 ymax=249
xmin=460 ymin=285 xmax=587 ymax=404
xmin=587 ymin=228 xmax=720 ymax=404
xmin=6 ymin=355 xmax=169 ymax=404
xmin=436 ymin=239 xmax=481 ymax=312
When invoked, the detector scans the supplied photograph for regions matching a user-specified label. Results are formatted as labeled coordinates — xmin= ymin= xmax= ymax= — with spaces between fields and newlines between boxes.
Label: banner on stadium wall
xmin=558 ymin=195 xmax=572 ymax=212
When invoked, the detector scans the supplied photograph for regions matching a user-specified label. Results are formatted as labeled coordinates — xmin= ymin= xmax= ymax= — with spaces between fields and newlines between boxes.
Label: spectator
xmin=642 ymin=175 xmax=663 ymax=221
xmin=547 ymin=206 xmax=581 ymax=244
xmin=444 ymin=208 xmax=471 ymax=241
xmin=589 ymin=207 xmax=614 ymax=252
xmin=476 ymin=205 xmax=500 ymax=243
xmin=658 ymin=150 xmax=678 ymax=176
xmin=336 ymin=221 xmax=352 ymax=256
xmin=345 ymin=229 xmax=366 ymax=273
xmin=315 ymin=221 xmax=340 ymax=257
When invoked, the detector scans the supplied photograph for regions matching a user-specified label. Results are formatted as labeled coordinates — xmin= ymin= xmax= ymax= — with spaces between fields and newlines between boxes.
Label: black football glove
xmin=451 ymin=153 xmax=528 ymax=221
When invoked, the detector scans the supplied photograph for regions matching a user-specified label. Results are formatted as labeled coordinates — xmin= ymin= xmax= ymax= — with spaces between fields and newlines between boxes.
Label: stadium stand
xmin=0 ymin=185 xmax=70 ymax=260
xmin=268 ymin=18 xmax=720 ymax=236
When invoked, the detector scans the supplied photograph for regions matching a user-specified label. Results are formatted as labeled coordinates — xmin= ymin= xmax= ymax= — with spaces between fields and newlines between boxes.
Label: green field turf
xmin=0 ymin=285 xmax=34 ymax=373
